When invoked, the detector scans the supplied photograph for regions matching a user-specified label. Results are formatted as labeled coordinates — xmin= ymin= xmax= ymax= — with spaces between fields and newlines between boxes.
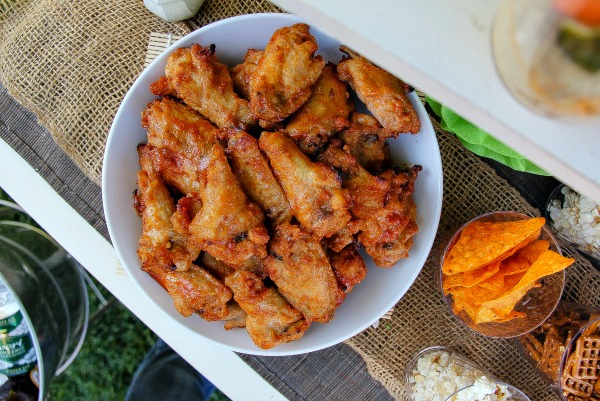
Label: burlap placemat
xmin=0 ymin=0 xmax=282 ymax=185
xmin=345 ymin=119 xmax=600 ymax=401
xmin=0 ymin=0 xmax=191 ymax=184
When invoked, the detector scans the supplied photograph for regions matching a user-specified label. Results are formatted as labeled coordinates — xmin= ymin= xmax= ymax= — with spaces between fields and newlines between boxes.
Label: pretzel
xmin=562 ymin=353 xmax=595 ymax=398
xmin=583 ymin=320 xmax=600 ymax=337
xmin=570 ymin=336 xmax=600 ymax=380
xmin=541 ymin=329 xmax=568 ymax=381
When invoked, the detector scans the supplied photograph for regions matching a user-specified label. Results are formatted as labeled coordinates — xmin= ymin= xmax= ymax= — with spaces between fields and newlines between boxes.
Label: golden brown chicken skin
xmin=259 ymin=131 xmax=351 ymax=239
xmin=133 ymin=170 xmax=231 ymax=319
xmin=285 ymin=63 xmax=354 ymax=154
xmin=142 ymin=97 xmax=220 ymax=161
xmin=337 ymin=46 xmax=420 ymax=135
xmin=329 ymin=244 xmax=367 ymax=294
xmin=249 ymin=23 xmax=325 ymax=127
xmin=225 ymin=271 xmax=309 ymax=349
xmin=134 ymin=169 xmax=176 ymax=273
xmin=318 ymin=140 xmax=420 ymax=267
xmin=189 ymin=144 xmax=269 ymax=269
xmin=262 ymin=223 xmax=341 ymax=323
xmin=338 ymin=112 xmax=391 ymax=174
xmin=225 ymin=130 xmax=292 ymax=226
xmin=137 ymin=144 xmax=205 ymax=198
xmin=147 ymin=263 xmax=232 ymax=320
xmin=162 ymin=44 xmax=256 ymax=130
xmin=231 ymin=49 xmax=263 ymax=101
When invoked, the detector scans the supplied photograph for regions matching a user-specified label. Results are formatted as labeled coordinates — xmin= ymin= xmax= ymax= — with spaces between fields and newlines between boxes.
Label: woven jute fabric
xmin=0 ymin=0 xmax=190 ymax=184
xmin=345 ymin=119 xmax=600 ymax=401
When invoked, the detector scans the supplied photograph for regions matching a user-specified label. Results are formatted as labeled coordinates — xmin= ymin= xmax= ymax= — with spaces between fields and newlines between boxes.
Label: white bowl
xmin=102 ymin=13 xmax=443 ymax=355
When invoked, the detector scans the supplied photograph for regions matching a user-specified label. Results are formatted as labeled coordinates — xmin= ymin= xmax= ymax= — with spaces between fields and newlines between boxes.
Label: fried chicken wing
xmin=285 ymin=63 xmax=354 ymax=154
xmin=338 ymin=112 xmax=391 ymax=174
xmin=189 ymin=144 xmax=269 ymax=268
xmin=225 ymin=130 xmax=292 ymax=225
xmin=231 ymin=49 xmax=263 ymax=101
xmin=337 ymin=46 xmax=420 ymax=135
xmin=318 ymin=140 xmax=420 ymax=267
xmin=134 ymin=170 xmax=175 ymax=272
xmin=142 ymin=97 xmax=220 ymax=160
xmin=137 ymin=145 xmax=205 ymax=198
xmin=259 ymin=131 xmax=351 ymax=239
xmin=249 ymin=23 xmax=325 ymax=127
xmin=329 ymin=244 xmax=367 ymax=294
xmin=222 ymin=301 xmax=247 ymax=330
xmin=163 ymin=44 xmax=256 ymax=130
xmin=147 ymin=263 xmax=232 ymax=320
xmin=263 ymin=223 xmax=340 ymax=323
xmin=225 ymin=271 xmax=309 ymax=349
xmin=133 ymin=171 xmax=231 ymax=318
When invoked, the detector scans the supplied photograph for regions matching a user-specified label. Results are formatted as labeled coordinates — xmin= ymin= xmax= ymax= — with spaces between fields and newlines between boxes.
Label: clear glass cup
xmin=545 ymin=184 xmax=600 ymax=261
xmin=439 ymin=211 xmax=565 ymax=338
xmin=517 ymin=302 xmax=600 ymax=400
xmin=405 ymin=346 xmax=531 ymax=401
xmin=492 ymin=0 xmax=600 ymax=118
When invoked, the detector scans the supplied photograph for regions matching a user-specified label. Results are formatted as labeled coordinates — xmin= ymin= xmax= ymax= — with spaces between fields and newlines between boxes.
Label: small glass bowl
xmin=405 ymin=345 xmax=531 ymax=401
xmin=545 ymin=184 xmax=600 ymax=261
xmin=517 ymin=302 xmax=600 ymax=400
xmin=439 ymin=211 xmax=566 ymax=338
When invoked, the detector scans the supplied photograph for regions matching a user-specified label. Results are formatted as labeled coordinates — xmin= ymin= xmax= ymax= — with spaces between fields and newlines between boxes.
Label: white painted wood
xmin=0 ymin=138 xmax=287 ymax=401
xmin=270 ymin=0 xmax=600 ymax=202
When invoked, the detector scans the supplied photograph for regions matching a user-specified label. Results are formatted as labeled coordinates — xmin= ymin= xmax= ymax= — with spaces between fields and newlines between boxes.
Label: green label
xmin=0 ymin=335 xmax=32 ymax=362
xmin=0 ymin=311 xmax=23 ymax=334
xmin=1 ymin=363 xmax=34 ymax=376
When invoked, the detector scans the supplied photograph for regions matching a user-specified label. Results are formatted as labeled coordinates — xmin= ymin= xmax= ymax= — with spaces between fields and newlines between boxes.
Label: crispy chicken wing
xmin=134 ymin=170 xmax=176 ymax=272
xmin=225 ymin=271 xmax=309 ymax=349
xmin=285 ymin=63 xmax=354 ymax=154
xmin=319 ymin=140 xmax=420 ymax=267
xmin=249 ymin=23 xmax=325 ymax=127
xmin=231 ymin=49 xmax=263 ymax=101
xmin=222 ymin=301 xmax=247 ymax=330
xmin=142 ymin=97 xmax=220 ymax=161
xmin=189 ymin=144 xmax=269 ymax=268
xmin=263 ymin=223 xmax=340 ymax=323
xmin=163 ymin=44 xmax=256 ymax=130
xmin=137 ymin=144 xmax=205 ymax=198
xmin=225 ymin=130 xmax=292 ymax=225
xmin=338 ymin=112 xmax=391 ymax=174
xmin=259 ymin=131 xmax=351 ymax=239
xmin=337 ymin=46 xmax=420 ymax=135
xmin=329 ymin=244 xmax=367 ymax=294
xmin=147 ymin=263 xmax=232 ymax=320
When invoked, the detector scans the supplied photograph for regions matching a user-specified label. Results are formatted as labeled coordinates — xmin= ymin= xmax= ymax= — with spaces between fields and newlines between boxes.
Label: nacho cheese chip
xmin=442 ymin=261 xmax=501 ymax=294
xmin=442 ymin=217 xmax=545 ymax=275
xmin=479 ymin=250 xmax=574 ymax=317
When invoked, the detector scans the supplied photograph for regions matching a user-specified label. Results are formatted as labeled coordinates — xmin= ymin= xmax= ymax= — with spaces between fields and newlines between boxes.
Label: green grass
xmin=0 ymin=188 xmax=230 ymax=400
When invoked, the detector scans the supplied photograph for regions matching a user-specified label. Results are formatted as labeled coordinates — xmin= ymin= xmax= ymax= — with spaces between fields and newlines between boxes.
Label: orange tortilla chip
xmin=474 ymin=307 xmax=526 ymax=324
xmin=500 ymin=239 xmax=550 ymax=276
xmin=480 ymin=250 xmax=574 ymax=317
xmin=442 ymin=217 xmax=545 ymax=275
xmin=477 ymin=270 xmax=505 ymax=292
xmin=442 ymin=261 xmax=501 ymax=294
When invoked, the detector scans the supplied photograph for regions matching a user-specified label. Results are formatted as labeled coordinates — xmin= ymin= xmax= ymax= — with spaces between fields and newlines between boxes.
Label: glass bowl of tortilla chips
xmin=440 ymin=211 xmax=574 ymax=338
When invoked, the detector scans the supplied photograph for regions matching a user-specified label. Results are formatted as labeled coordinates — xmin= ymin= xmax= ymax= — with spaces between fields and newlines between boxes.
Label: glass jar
xmin=405 ymin=346 xmax=531 ymax=401
xmin=493 ymin=0 xmax=600 ymax=118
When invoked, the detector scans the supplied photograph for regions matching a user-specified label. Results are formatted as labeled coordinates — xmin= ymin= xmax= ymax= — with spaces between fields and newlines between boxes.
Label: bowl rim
xmin=439 ymin=211 xmax=566 ymax=339
xmin=100 ymin=12 xmax=443 ymax=355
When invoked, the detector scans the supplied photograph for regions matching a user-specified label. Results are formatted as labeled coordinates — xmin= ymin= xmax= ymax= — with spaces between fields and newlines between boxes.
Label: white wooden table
xmin=271 ymin=0 xmax=600 ymax=202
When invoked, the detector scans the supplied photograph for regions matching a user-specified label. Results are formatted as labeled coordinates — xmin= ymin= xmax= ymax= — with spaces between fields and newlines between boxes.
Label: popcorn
xmin=408 ymin=350 xmax=512 ymax=401
xmin=548 ymin=186 xmax=600 ymax=257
